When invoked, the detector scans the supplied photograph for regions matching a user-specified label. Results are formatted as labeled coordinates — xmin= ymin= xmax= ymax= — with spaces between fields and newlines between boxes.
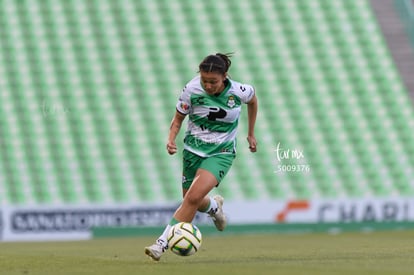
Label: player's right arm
xmin=167 ymin=110 xmax=186 ymax=155
xmin=167 ymin=82 xmax=193 ymax=155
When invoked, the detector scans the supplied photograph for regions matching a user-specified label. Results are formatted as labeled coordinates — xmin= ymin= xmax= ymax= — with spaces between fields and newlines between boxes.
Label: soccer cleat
xmin=210 ymin=195 xmax=227 ymax=231
xmin=144 ymin=241 xmax=167 ymax=261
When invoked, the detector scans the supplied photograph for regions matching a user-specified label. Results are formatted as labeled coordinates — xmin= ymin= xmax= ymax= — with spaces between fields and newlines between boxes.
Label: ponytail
xmin=199 ymin=52 xmax=234 ymax=74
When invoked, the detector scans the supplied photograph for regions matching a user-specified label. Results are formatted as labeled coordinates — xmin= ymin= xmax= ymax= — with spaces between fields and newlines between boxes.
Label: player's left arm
xmin=246 ymin=94 xmax=258 ymax=153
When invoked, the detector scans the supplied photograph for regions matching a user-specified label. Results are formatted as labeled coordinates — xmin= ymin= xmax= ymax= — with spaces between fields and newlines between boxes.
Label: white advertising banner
xmin=225 ymin=198 xmax=414 ymax=224
xmin=1 ymin=197 xmax=413 ymax=241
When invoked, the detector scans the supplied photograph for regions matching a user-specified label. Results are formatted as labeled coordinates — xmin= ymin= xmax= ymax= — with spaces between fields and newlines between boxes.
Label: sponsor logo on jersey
xmin=180 ymin=102 xmax=189 ymax=111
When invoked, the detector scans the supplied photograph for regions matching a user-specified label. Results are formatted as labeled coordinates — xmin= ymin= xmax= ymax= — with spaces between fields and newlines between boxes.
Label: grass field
xmin=0 ymin=231 xmax=413 ymax=275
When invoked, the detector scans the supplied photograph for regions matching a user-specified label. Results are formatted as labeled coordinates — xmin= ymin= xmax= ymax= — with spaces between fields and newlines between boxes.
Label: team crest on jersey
xmin=227 ymin=95 xmax=236 ymax=108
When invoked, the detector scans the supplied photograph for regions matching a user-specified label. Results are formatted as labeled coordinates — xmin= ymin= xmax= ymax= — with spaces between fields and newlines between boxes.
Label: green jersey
xmin=176 ymin=76 xmax=255 ymax=157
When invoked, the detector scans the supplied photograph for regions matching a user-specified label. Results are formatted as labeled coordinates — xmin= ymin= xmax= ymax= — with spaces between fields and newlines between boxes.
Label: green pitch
xmin=0 ymin=231 xmax=413 ymax=275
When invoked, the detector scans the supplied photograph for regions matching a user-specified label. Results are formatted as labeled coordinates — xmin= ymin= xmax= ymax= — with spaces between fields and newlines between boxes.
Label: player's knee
xmin=183 ymin=192 xmax=203 ymax=207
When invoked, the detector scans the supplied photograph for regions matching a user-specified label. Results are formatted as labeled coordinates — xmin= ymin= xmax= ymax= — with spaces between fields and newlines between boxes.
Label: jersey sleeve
xmin=176 ymin=84 xmax=192 ymax=115
xmin=238 ymin=83 xmax=255 ymax=104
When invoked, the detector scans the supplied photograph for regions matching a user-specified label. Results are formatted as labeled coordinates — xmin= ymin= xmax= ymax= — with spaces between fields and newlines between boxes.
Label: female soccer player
xmin=145 ymin=53 xmax=258 ymax=261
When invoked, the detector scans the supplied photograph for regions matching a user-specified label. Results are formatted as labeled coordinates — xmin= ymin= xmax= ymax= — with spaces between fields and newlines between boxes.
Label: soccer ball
xmin=167 ymin=222 xmax=202 ymax=256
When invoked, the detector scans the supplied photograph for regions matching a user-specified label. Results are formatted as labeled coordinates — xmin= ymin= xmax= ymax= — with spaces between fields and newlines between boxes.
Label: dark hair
xmin=199 ymin=52 xmax=233 ymax=74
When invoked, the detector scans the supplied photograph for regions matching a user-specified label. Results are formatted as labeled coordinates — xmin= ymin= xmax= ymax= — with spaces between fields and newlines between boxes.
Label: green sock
xmin=169 ymin=217 xmax=180 ymax=226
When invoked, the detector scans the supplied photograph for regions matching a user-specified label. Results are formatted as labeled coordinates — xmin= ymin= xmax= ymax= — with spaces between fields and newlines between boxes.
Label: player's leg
xmin=175 ymin=150 xmax=224 ymax=220
xmin=145 ymin=152 xmax=234 ymax=261
xmin=196 ymin=153 xmax=234 ymax=230
xmin=181 ymin=186 xmax=223 ymax=229
xmin=173 ymin=168 xmax=219 ymax=222
xmin=144 ymin=169 xmax=217 ymax=261
xmin=186 ymin=189 xmax=219 ymax=219
xmin=145 ymin=150 xmax=202 ymax=261
xmin=144 ymin=218 xmax=177 ymax=261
